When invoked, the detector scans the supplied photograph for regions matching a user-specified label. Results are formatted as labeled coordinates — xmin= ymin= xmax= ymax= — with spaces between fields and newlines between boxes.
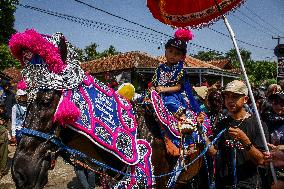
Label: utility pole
xmin=272 ymin=36 xmax=284 ymax=45
xmin=273 ymin=36 xmax=284 ymax=81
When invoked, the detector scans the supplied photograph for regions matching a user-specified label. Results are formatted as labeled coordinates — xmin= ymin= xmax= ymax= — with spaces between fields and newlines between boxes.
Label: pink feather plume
xmin=17 ymin=80 xmax=27 ymax=90
xmin=53 ymin=97 xmax=80 ymax=126
xmin=9 ymin=29 xmax=66 ymax=74
xmin=174 ymin=28 xmax=194 ymax=42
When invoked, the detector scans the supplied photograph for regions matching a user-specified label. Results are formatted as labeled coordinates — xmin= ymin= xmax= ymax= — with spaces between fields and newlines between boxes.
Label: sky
xmin=14 ymin=0 xmax=284 ymax=61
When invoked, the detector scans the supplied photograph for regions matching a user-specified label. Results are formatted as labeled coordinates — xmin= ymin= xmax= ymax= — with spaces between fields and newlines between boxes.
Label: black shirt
xmin=4 ymin=90 xmax=16 ymax=119
xmin=262 ymin=109 xmax=284 ymax=145
xmin=214 ymin=115 xmax=269 ymax=187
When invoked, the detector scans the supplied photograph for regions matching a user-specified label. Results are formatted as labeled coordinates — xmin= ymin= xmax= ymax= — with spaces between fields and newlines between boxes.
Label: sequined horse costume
xmin=9 ymin=29 xmax=153 ymax=189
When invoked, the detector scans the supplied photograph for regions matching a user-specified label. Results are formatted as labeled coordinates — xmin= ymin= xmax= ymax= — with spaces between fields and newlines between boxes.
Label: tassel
xmin=54 ymin=97 xmax=80 ymax=125
xmin=17 ymin=79 xmax=28 ymax=90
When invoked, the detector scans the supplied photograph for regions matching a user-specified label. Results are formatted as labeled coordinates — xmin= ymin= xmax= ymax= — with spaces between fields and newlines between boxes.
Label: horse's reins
xmin=20 ymin=92 xmax=227 ymax=184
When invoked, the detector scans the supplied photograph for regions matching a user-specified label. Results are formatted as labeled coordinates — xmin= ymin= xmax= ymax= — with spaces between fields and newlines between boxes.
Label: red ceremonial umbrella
xmin=147 ymin=0 xmax=277 ymax=183
xmin=147 ymin=0 xmax=244 ymax=27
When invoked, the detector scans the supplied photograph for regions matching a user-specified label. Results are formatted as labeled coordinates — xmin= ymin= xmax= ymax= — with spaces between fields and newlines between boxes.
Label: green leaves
xmin=75 ymin=43 xmax=120 ymax=62
xmin=0 ymin=43 xmax=21 ymax=71
xmin=193 ymin=50 xmax=224 ymax=61
xmin=0 ymin=0 xmax=18 ymax=44
xmin=0 ymin=0 xmax=20 ymax=70
xmin=192 ymin=49 xmax=276 ymax=86
xmin=225 ymin=48 xmax=252 ymax=68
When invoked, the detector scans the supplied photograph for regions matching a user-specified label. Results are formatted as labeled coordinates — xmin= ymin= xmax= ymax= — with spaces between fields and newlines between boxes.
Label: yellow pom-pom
xmin=117 ymin=83 xmax=135 ymax=101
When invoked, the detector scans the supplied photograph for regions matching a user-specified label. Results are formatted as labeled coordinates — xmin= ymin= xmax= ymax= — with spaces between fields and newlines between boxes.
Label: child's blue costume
xmin=152 ymin=61 xmax=201 ymax=115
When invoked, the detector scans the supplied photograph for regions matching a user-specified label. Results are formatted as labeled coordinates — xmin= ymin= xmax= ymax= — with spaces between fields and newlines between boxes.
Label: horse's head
xmin=12 ymin=89 xmax=62 ymax=189
xmin=9 ymin=29 xmax=84 ymax=189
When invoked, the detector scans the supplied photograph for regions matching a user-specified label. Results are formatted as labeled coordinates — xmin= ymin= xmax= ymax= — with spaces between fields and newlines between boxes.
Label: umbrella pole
xmin=220 ymin=14 xmax=277 ymax=183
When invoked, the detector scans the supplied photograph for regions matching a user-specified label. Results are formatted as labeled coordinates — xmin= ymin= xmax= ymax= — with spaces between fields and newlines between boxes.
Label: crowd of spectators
xmin=192 ymin=79 xmax=284 ymax=189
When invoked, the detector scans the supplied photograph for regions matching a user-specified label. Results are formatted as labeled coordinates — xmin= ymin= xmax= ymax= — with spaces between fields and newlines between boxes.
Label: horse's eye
xmin=40 ymin=97 xmax=53 ymax=107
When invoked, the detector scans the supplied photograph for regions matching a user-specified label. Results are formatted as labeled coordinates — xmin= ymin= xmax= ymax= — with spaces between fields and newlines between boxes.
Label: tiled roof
xmin=81 ymin=51 xmax=230 ymax=74
xmin=1 ymin=67 xmax=22 ymax=81
xmin=157 ymin=56 xmax=221 ymax=69
xmin=81 ymin=51 xmax=160 ymax=74
xmin=207 ymin=59 xmax=233 ymax=69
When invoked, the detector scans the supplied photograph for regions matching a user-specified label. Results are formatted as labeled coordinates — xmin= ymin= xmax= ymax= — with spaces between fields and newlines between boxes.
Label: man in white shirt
xmin=11 ymin=89 xmax=27 ymax=144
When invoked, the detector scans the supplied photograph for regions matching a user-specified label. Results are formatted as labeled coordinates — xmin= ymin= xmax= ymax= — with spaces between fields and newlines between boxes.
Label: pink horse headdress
xmin=9 ymin=29 xmax=85 ymax=125
xmin=9 ymin=29 xmax=85 ymax=91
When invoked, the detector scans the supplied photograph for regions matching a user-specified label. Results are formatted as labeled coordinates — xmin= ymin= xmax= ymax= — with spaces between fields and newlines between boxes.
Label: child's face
xmin=224 ymin=91 xmax=247 ymax=113
xmin=271 ymin=98 xmax=284 ymax=116
xmin=165 ymin=46 xmax=184 ymax=65
xmin=17 ymin=95 xmax=27 ymax=103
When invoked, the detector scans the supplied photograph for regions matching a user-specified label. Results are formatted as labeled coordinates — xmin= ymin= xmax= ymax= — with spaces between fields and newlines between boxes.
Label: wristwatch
xmin=244 ymin=143 xmax=253 ymax=151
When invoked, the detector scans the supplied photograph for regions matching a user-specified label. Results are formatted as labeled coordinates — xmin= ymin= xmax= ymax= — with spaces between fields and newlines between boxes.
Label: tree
xmin=99 ymin=45 xmax=119 ymax=59
xmin=0 ymin=0 xmax=18 ymax=44
xmin=0 ymin=44 xmax=21 ymax=70
xmin=75 ymin=43 xmax=120 ymax=62
xmin=246 ymin=60 xmax=277 ymax=86
xmin=193 ymin=50 xmax=224 ymax=61
xmin=0 ymin=0 xmax=20 ymax=70
xmin=193 ymin=48 xmax=276 ymax=87
xmin=74 ymin=47 xmax=84 ymax=62
xmin=84 ymin=43 xmax=99 ymax=61
xmin=225 ymin=48 xmax=252 ymax=68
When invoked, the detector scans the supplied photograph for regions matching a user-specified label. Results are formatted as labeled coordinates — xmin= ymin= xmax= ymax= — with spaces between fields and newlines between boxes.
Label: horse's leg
xmin=152 ymin=138 xmax=170 ymax=189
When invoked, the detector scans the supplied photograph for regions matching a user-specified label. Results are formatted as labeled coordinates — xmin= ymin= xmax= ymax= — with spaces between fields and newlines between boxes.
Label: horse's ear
xmin=58 ymin=36 xmax=67 ymax=63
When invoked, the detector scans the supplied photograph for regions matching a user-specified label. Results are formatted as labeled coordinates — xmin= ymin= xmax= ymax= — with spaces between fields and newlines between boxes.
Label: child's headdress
xmin=165 ymin=28 xmax=193 ymax=54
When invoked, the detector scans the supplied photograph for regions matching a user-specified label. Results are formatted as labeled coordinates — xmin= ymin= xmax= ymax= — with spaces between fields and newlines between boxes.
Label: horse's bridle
xmin=20 ymin=122 xmax=62 ymax=170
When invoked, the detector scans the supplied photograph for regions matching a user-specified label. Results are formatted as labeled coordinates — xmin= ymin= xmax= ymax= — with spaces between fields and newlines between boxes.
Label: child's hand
xmin=0 ymin=119 xmax=5 ymax=125
xmin=156 ymin=86 xmax=164 ymax=93
xmin=10 ymin=137 xmax=16 ymax=145
xmin=264 ymin=144 xmax=284 ymax=168
xmin=228 ymin=127 xmax=249 ymax=143
xmin=149 ymin=86 xmax=156 ymax=91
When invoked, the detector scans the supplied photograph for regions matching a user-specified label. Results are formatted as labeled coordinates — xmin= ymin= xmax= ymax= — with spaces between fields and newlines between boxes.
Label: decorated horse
xmin=9 ymin=29 xmax=211 ymax=189
xmin=134 ymin=87 xmax=213 ymax=189
xmin=9 ymin=30 xmax=154 ymax=189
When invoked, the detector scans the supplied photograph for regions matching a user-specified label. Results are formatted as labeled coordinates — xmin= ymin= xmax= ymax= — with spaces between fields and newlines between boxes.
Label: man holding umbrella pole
xmin=206 ymin=80 xmax=269 ymax=188
xmin=147 ymin=0 xmax=278 ymax=185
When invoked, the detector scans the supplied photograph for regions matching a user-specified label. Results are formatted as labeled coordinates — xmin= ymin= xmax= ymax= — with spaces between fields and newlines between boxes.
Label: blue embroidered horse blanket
xmin=63 ymin=75 xmax=139 ymax=165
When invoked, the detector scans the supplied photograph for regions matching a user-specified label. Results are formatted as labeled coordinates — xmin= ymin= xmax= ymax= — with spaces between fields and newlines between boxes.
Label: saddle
xmin=150 ymin=90 xmax=209 ymax=157
xmin=164 ymin=136 xmax=180 ymax=157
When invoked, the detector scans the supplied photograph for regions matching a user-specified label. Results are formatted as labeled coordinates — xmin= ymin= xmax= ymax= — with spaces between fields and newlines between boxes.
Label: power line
xmin=71 ymin=0 xmax=225 ymax=53
xmin=16 ymin=3 xmax=166 ymax=42
xmin=15 ymin=2 xmax=225 ymax=54
xmin=72 ymin=0 xmax=170 ymax=37
xmin=72 ymin=0 xmax=225 ymax=53
xmin=72 ymin=0 xmax=275 ymax=54
xmin=208 ymin=28 xmax=273 ymax=50
xmin=244 ymin=6 xmax=284 ymax=35
xmin=15 ymin=3 xmax=164 ymax=44
xmin=235 ymin=9 xmax=278 ymax=36
xmin=230 ymin=13 xmax=274 ymax=37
